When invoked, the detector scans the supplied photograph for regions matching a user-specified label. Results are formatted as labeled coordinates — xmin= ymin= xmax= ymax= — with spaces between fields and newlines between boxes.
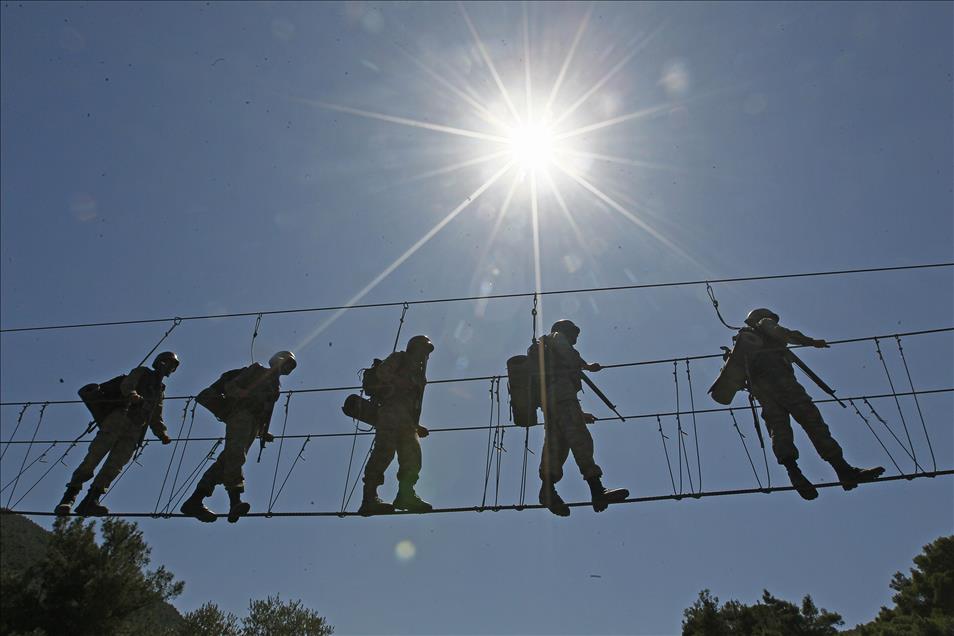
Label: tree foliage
xmin=847 ymin=535 xmax=954 ymax=636
xmin=682 ymin=589 xmax=843 ymax=635
xmin=0 ymin=516 xmax=183 ymax=636
xmin=180 ymin=595 xmax=333 ymax=636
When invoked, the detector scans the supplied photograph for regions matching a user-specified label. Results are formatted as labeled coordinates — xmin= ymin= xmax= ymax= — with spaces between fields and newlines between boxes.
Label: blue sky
xmin=2 ymin=2 xmax=952 ymax=634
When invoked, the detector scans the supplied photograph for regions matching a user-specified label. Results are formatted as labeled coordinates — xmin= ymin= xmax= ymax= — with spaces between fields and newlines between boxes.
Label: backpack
xmin=361 ymin=358 xmax=388 ymax=402
xmin=78 ymin=374 xmax=127 ymax=425
xmin=340 ymin=358 xmax=390 ymax=426
xmin=507 ymin=339 xmax=550 ymax=427
xmin=708 ymin=329 xmax=764 ymax=405
xmin=196 ymin=368 xmax=245 ymax=422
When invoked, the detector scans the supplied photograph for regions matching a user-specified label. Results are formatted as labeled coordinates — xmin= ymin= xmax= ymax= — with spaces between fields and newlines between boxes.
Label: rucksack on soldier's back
xmin=196 ymin=368 xmax=245 ymax=421
xmin=507 ymin=338 xmax=549 ymax=427
xmin=341 ymin=358 xmax=387 ymax=426
xmin=78 ymin=374 xmax=127 ymax=425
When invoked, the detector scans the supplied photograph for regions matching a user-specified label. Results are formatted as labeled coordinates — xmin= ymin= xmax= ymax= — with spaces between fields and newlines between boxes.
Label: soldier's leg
xmin=73 ymin=413 xmax=133 ymax=516
xmin=781 ymin=383 xmax=844 ymax=462
xmin=358 ymin=427 xmax=397 ymax=515
xmin=88 ymin=428 xmax=141 ymax=493
xmin=218 ymin=412 xmax=259 ymax=494
xmin=560 ymin=401 xmax=602 ymax=481
xmin=363 ymin=428 xmax=397 ymax=489
xmin=757 ymin=390 xmax=817 ymax=500
xmin=560 ymin=401 xmax=628 ymax=512
xmin=395 ymin=427 xmax=422 ymax=489
xmin=67 ymin=414 xmax=122 ymax=489
xmin=758 ymin=395 xmax=798 ymax=465
xmin=393 ymin=426 xmax=431 ymax=512
xmin=782 ymin=383 xmax=884 ymax=489
xmin=539 ymin=417 xmax=570 ymax=485
xmin=538 ymin=415 xmax=571 ymax=516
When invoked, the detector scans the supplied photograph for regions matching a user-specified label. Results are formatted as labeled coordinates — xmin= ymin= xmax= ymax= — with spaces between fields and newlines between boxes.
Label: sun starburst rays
xmin=298 ymin=5 xmax=699 ymax=349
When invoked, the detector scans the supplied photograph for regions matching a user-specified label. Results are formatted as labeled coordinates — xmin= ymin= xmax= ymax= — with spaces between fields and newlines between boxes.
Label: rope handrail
xmin=2 ymin=387 xmax=949 ymax=445
xmin=1 ymin=327 xmax=950 ymax=407
xmin=2 ymin=262 xmax=950 ymax=334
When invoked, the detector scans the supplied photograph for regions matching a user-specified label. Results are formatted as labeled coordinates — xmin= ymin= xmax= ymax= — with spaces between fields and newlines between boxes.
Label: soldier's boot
xmin=393 ymin=485 xmax=432 ymax=513
xmin=180 ymin=486 xmax=217 ymax=523
xmin=54 ymin=484 xmax=82 ymax=516
xmin=74 ymin=487 xmax=109 ymax=517
xmin=783 ymin=460 xmax=819 ymax=500
xmin=585 ymin=477 xmax=629 ymax=513
xmin=358 ymin=484 xmax=394 ymax=516
xmin=830 ymin=456 xmax=885 ymax=491
xmin=539 ymin=481 xmax=570 ymax=517
xmin=226 ymin=488 xmax=251 ymax=523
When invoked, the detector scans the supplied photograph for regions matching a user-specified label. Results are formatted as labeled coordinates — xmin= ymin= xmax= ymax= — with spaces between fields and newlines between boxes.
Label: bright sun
xmin=508 ymin=123 xmax=557 ymax=171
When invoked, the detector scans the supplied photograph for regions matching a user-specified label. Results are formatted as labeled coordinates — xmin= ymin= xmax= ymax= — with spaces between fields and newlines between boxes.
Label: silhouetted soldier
xmin=535 ymin=320 xmax=628 ymax=516
xmin=54 ymin=352 xmax=178 ymax=516
xmin=181 ymin=351 xmax=296 ymax=523
xmin=359 ymin=335 xmax=434 ymax=515
xmin=736 ymin=308 xmax=883 ymax=500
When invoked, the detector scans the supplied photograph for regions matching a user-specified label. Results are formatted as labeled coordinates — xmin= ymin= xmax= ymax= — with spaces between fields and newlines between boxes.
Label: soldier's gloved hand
xmin=584 ymin=363 xmax=602 ymax=372
xmin=159 ymin=434 xmax=172 ymax=445
xmin=812 ymin=339 xmax=830 ymax=348
xmin=583 ymin=412 xmax=597 ymax=424
xmin=417 ymin=425 xmax=429 ymax=438
xmin=128 ymin=391 xmax=144 ymax=404
xmin=261 ymin=432 xmax=275 ymax=443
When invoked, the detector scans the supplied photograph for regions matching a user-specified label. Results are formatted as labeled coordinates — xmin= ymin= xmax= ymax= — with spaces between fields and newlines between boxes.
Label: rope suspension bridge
xmin=1 ymin=262 xmax=952 ymax=520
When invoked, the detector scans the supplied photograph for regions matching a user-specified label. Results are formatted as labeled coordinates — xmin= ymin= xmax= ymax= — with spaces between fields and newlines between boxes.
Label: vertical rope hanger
xmin=154 ymin=397 xmax=193 ymax=516
xmin=160 ymin=400 xmax=199 ymax=516
xmin=656 ymin=415 xmax=677 ymax=496
xmin=895 ymin=335 xmax=936 ymax=472
xmin=0 ymin=403 xmax=31 ymax=462
xmin=519 ymin=295 xmax=540 ymax=510
xmin=5 ymin=403 xmax=48 ymax=507
xmin=684 ymin=359 xmax=702 ymax=493
xmin=728 ymin=408 xmax=763 ymax=490
xmin=267 ymin=393 xmax=293 ymax=514
xmin=480 ymin=377 xmax=497 ymax=510
xmin=874 ymin=338 xmax=922 ymax=473
xmin=849 ymin=398 xmax=904 ymax=475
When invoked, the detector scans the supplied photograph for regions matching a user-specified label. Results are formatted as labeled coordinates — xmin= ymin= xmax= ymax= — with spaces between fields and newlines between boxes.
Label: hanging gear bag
xmin=78 ymin=374 xmax=127 ymax=425
xmin=708 ymin=329 xmax=763 ymax=405
xmin=507 ymin=340 xmax=545 ymax=427
xmin=196 ymin=368 xmax=245 ymax=421
xmin=341 ymin=359 xmax=388 ymax=426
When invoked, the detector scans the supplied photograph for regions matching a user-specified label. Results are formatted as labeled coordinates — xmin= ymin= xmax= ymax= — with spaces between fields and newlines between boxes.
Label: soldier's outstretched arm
xmin=757 ymin=318 xmax=828 ymax=348
xmin=549 ymin=332 xmax=586 ymax=368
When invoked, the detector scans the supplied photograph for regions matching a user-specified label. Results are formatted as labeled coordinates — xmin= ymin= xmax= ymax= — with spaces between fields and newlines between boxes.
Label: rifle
xmin=747 ymin=392 xmax=765 ymax=448
xmin=580 ymin=372 xmax=626 ymax=422
xmin=787 ymin=350 xmax=847 ymax=408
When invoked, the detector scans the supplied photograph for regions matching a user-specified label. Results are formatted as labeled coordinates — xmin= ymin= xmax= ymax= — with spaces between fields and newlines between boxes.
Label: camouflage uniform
xmin=197 ymin=363 xmax=280 ymax=494
xmin=68 ymin=366 xmax=168 ymax=492
xmin=746 ymin=318 xmax=844 ymax=465
xmin=363 ymin=351 xmax=425 ymax=490
xmin=538 ymin=332 xmax=603 ymax=484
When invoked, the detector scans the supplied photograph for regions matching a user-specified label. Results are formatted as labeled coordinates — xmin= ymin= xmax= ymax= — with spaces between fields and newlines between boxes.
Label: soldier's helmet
xmin=550 ymin=319 xmax=581 ymax=337
xmin=152 ymin=351 xmax=180 ymax=373
xmin=269 ymin=350 xmax=297 ymax=374
xmin=745 ymin=308 xmax=780 ymax=327
xmin=407 ymin=335 xmax=435 ymax=354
